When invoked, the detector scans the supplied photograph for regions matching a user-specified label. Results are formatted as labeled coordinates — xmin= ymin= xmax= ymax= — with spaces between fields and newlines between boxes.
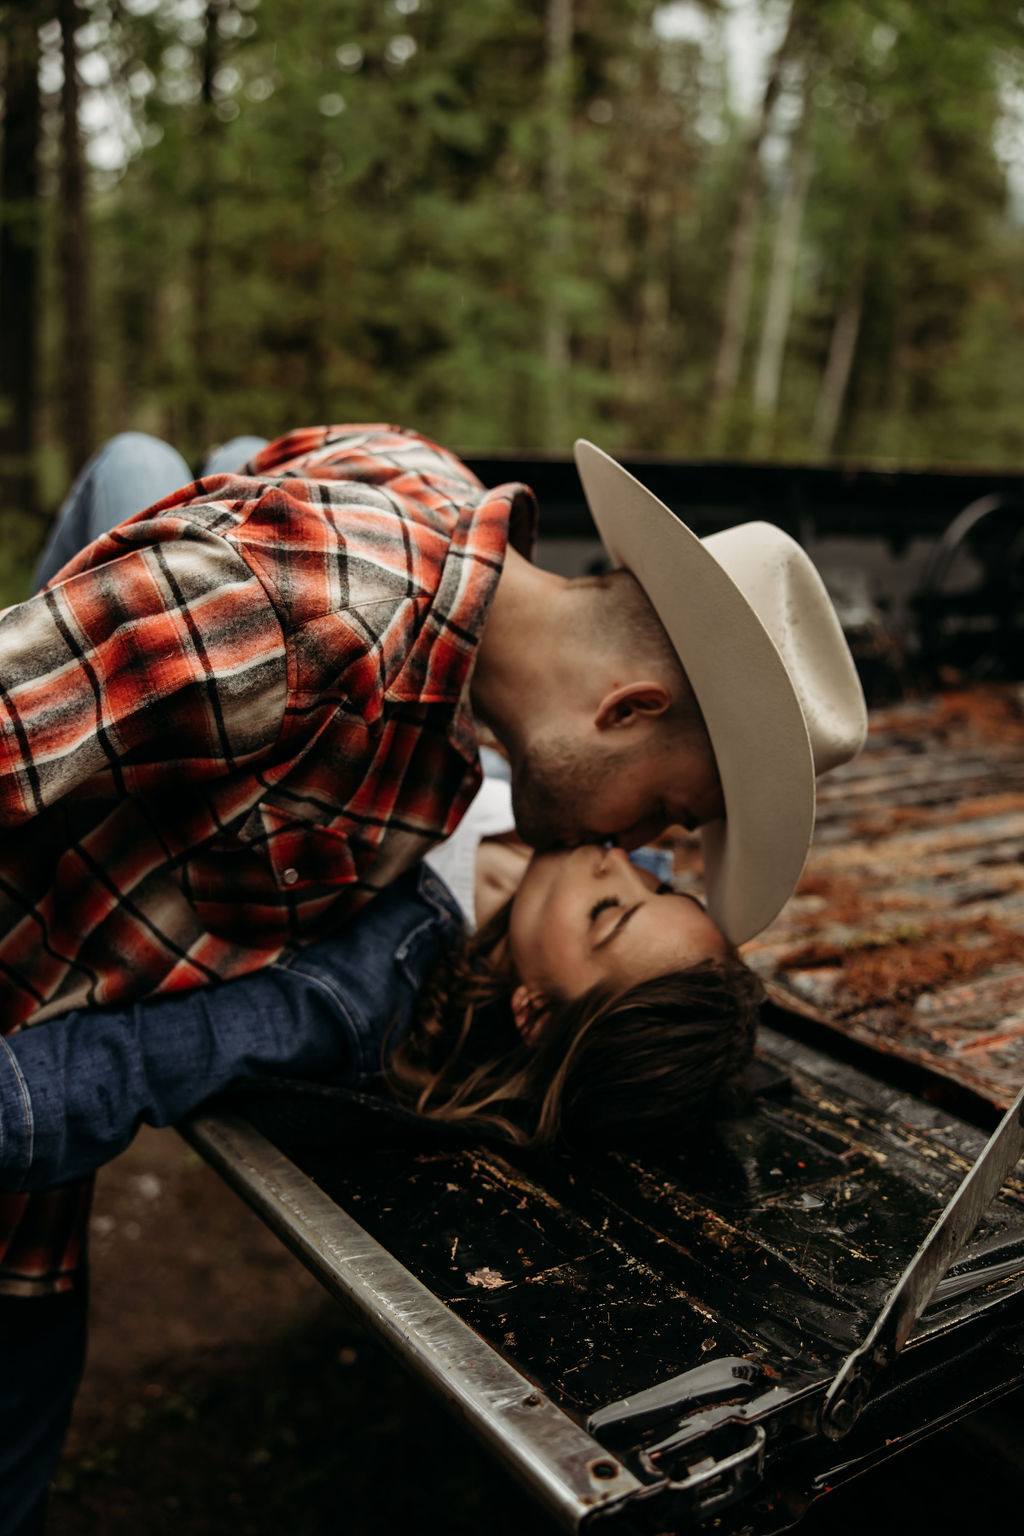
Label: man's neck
xmin=470 ymin=548 xmax=574 ymax=748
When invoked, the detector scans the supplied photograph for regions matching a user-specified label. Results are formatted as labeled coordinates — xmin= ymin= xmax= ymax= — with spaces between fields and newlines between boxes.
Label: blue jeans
xmin=32 ymin=432 xmax=269 ymax=589
xmin=4 ymin=431 xmax=268 ymax=1536
xmin=0 ymin=1284 xmax=89 ymax=1536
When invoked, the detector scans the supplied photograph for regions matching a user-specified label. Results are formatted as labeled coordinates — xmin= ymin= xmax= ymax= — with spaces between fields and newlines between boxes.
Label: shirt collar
xmin=384 ymin=481 xmax=536 ymax=722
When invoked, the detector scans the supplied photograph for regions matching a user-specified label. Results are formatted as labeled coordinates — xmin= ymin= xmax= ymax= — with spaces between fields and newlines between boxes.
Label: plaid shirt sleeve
xmin=0 ymin=422 xmax=536 ymax=1297
xmin=0 ymin=524 xmax=287 ymax=828
xmin=0 ymin=522 xmax=292 ymax=1295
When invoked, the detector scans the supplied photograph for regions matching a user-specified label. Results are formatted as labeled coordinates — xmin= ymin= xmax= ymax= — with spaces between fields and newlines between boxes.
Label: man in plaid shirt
xmin=1 ymin=423 xmax=724 ymax=1530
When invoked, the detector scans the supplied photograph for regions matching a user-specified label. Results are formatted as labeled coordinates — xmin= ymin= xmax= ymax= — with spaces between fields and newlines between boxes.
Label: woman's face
xmin=508 ymin=844 xmax=729 ymax=1003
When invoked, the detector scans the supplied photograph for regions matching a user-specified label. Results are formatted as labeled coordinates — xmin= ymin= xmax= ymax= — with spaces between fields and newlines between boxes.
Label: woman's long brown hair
xmin=385 ymin=900 xmax=764 ymax=1149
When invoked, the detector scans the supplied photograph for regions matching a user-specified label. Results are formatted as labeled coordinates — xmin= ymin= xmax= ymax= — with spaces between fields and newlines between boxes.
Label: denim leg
xmin=0 ymin=1279 xmax=89 ymax=1536
xmin=199 ymin=435 xmax=269 ymax=476
xmin=33 ymin=432 xmax=192 ymax=590
xmin=22 ymin=430 xmax=190 ymax=1522
xmin=13 ymin=425 xmax=266 ymax=1526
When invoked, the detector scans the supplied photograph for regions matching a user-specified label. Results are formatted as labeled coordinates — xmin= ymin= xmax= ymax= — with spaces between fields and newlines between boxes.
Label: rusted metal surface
xmin=729 ymin=686 xmax=1024 ymax=1111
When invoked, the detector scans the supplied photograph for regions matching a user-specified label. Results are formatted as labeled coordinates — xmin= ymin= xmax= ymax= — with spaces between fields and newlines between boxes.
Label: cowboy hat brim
xmin=574 ymin=440 xmax=816 ymax=945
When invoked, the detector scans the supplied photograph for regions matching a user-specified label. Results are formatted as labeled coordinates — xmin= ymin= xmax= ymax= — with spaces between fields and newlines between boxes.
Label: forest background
xmin=1 ymin=0 xmax=1024 ymax=602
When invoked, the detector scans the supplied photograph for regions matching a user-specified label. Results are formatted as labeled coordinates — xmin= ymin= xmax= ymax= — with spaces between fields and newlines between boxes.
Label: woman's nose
xmin=597 ymin=844 xmax=631 ymax=877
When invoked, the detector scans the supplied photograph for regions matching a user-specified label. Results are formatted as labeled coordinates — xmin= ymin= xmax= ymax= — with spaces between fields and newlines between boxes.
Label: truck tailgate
xmin=183 ymin=686 xmax=1024 ymax=1533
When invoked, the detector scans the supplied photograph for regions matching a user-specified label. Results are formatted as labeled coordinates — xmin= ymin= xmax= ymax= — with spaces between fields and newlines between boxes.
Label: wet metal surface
xmin=821 ymin=1077 xmax=1024 ymax=1440
xmin=180 ymin=1111 xmax=645 ymax=1534
xmin=283 ymin=1045 xmax=1024 ymax=1420
xmin=190 ymin=685 xmax=1024 ymax=1531
xmin=243 ymin=1028 xmax=1024 ymax=1531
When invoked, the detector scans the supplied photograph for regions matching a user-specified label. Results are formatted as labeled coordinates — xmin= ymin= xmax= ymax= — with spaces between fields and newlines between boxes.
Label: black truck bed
xmin=183 ymin=685 xmax=1024 ymax=1534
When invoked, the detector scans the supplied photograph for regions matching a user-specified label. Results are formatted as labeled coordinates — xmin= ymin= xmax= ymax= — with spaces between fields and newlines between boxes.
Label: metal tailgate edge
xmin=179 ymin=1111 xmax=649 ymax=1534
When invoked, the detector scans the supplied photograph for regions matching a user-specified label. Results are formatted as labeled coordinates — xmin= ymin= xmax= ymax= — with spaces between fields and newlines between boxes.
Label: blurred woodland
xmin=2 ymin=0 xmax=1024 ymax=581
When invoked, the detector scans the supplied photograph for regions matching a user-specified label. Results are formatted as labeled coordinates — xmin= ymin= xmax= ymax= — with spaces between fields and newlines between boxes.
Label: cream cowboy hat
xmin=574 ymin=440 xmax=868 ymax=946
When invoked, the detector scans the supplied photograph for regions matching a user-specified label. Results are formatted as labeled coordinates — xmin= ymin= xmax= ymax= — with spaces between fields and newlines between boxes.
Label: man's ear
xmin=594 ymin=681 xmax=671 ymax=732
xmin=511 ymin=984 xmax=550 ymax=1047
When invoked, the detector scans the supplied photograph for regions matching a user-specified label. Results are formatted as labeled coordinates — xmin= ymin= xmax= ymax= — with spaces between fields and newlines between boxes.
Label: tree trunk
xmin=58 ymin=0 xmax=95 ymax=477
xmin=707 ymin=0 xmax=805 ymax=448
xmin=186 ymin=0 xmax=225 ymax=458
xmin=811 ymin=265 xmax=865 ymax=458
xmin=750 ymin=103 xmax=813 ymax=449
xmin=542 ymin=0 xmax=572 ymax=449
xmin=0 ymin=9 xmax=43 ymax=516
xmin=306 ymin=142 xmax=331 ymax=425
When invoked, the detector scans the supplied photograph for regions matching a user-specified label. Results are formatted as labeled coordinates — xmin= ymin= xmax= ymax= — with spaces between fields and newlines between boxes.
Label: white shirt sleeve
xmin=424 ymin=775 xmax=514 ymax=931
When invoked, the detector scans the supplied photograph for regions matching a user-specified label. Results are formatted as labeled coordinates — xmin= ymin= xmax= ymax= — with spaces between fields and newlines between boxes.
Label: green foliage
xmin=4 ymin=0 xmax=1024 ymax=545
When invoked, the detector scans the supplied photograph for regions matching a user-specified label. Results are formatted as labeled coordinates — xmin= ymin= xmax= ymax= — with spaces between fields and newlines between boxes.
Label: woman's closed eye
xmin=589 ymin=895 xmax=641 ymax=948
xmin=589 ymin=895 xmax=622 ymax=940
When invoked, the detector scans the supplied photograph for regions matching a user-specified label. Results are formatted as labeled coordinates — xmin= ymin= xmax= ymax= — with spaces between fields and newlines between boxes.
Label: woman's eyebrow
xmin=593 ymin=903 xmax=641 ymax=950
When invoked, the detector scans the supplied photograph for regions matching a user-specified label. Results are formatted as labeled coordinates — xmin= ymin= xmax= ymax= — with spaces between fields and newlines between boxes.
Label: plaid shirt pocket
xmin=247 ymin=801 xmax=359 ymax=895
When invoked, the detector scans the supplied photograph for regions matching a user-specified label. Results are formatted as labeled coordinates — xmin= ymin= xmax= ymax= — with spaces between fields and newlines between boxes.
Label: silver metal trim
xmin=666 ymin=1421 xmax=766 ymax=1499
xmin=181 ymin=1111 xmax=646 ymax=1532
xmin=822 ymin=1078 xmax=1024 ymax=1439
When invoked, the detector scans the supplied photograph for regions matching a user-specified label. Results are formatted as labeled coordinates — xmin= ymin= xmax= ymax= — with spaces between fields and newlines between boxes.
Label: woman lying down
xmin=0 ymin=765 xmax=762 ymax=1190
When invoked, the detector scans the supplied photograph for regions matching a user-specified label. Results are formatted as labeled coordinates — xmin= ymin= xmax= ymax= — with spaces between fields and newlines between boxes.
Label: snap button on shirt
xmin=282 ymin=867 xmax=299 ymax=886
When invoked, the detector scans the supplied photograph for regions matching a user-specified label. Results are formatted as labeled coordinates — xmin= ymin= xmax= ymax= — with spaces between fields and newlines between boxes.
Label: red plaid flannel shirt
xmin=0 ymin=423 xmax=536 ymax=1295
